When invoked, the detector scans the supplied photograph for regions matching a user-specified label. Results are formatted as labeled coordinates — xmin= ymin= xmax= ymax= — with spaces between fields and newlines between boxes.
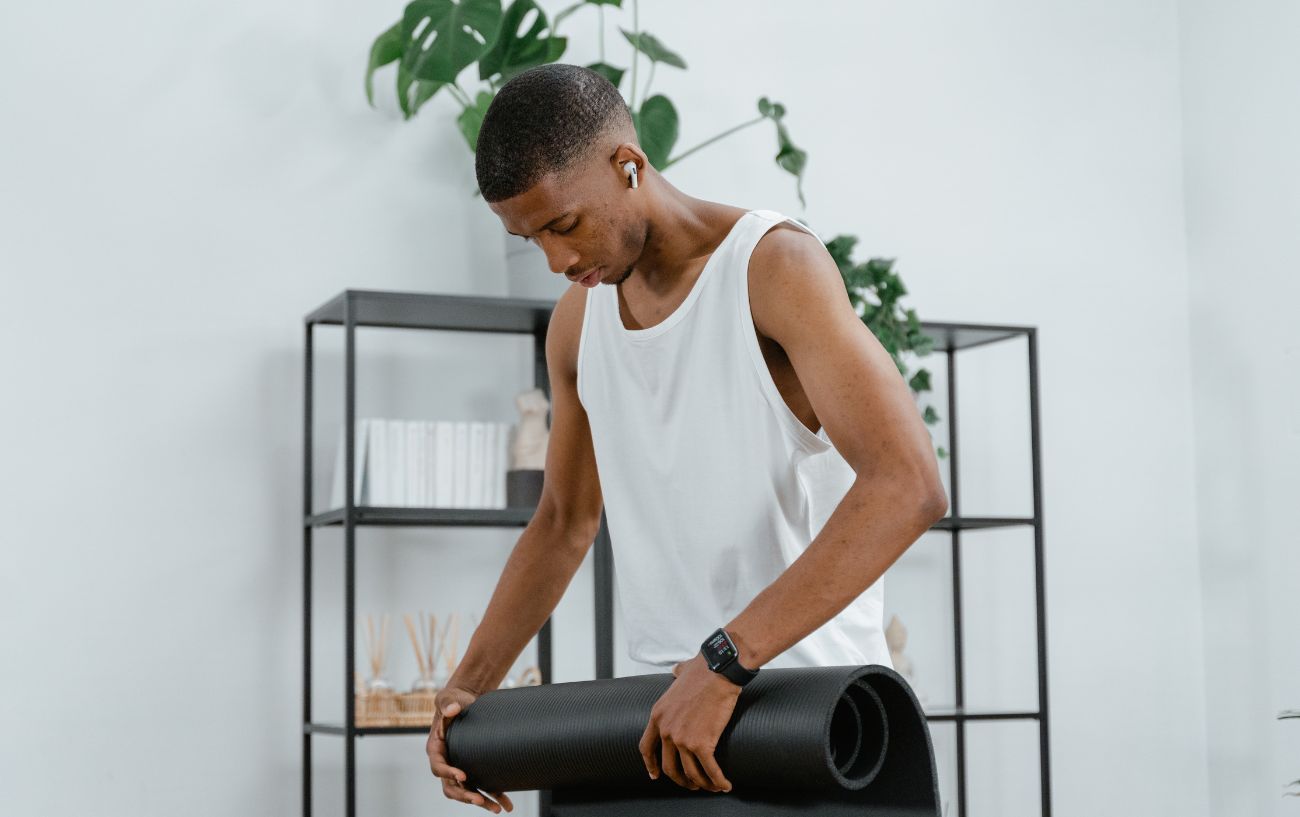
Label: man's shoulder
xmin=747 ymin=218 xmax=847 ymax=340
xmin=545 ymin=280 xmax=588 ymax=379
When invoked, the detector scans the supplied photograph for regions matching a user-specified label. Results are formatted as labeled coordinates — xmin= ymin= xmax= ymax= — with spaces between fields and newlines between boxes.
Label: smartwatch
xmin=699 ymin=627 xmax=759 ymax=687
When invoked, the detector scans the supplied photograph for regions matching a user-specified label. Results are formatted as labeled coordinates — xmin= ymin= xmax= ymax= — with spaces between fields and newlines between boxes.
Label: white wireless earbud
xmin=623 ymin=161 xmax=638 ymax=189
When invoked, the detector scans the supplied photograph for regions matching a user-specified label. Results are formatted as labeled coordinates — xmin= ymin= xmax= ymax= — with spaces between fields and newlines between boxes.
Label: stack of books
xmin=329 ymin=418 xmax=512 ymax=509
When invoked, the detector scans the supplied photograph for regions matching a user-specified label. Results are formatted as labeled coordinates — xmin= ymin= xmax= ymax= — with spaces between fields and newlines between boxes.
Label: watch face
xmin=703 ymin=629 xmax=737 ymax=670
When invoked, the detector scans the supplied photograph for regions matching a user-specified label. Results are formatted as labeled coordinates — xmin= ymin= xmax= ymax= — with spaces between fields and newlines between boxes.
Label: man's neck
xmin=628 ymin=195 xmax=745 ymax=294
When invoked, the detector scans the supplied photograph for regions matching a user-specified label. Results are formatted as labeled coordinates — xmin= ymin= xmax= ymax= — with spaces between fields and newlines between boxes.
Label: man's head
xmin=476 ymin=63 xmax=651 ymax=286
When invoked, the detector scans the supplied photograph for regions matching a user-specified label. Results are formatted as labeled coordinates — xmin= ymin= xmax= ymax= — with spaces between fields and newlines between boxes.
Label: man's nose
xmin=534 ymin=234 xmax=579 ymax=276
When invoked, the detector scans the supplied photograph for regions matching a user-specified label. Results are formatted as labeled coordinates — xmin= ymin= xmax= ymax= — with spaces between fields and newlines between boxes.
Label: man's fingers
xmin=487 ymin=790 xmax=514 ymax=812
xmin=678 ymin=748 xmax=712 ymax=791
xmin=638 ymin=721 xmax=661 ymax=779
xmin=429 ymin=759 xmax=467 ymax=783
xmin=472 ymin=788 xmax=508 ymax=814
xmin=441 ymin=778 xmax=502 ymax=813
xmin=435 ymin=700 xmax=461 ymax=741
xmin=660 ymin=736 xmax=691 ymax=789
xmin=695 ymin=749 xmax=732 ymax=792
xmin=426 ymin=734 xmax=466 ymax=783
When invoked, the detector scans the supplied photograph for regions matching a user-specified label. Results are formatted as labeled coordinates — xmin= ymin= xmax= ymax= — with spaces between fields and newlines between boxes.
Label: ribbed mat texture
xmin=446 ymin=664 xmax=939 ymax=816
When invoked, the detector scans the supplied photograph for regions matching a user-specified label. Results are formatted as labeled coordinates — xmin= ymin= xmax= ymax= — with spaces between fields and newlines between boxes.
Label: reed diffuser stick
xmin=404 ymin=613 xmax=426 ymax=676
xmin=444 ymin=612 xmax=460 ymax=673
xmin=422 ymin=611 xmax=436 ymax=678
xmin=366 ymin=614 xmax=375 ymax=674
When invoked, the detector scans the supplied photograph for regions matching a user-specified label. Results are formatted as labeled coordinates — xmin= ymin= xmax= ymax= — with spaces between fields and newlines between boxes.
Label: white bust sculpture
xmin=885 ymin=614 xmax=918 ymax=693
xmin=510 ymin=387 xmax=550 ymax=470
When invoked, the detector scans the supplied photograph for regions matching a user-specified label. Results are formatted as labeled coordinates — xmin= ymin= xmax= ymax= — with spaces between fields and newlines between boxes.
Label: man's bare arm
xmin=448 ymin=283 xmax=606 ymax=692
xmin=724 ymin=226 xmax=949 ymax=670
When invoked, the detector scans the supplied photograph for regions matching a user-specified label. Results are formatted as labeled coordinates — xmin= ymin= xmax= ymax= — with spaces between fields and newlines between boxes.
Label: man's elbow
xmin=918 ymin=483 xmax=949 ymax=523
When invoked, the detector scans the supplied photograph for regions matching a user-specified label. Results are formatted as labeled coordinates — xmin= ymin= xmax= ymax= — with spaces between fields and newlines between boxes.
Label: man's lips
xmin=573 ymin=268 xmax=601 ymax=285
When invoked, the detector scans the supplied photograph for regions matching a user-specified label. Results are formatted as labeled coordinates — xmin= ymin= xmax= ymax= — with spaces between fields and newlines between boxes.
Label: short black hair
xmin=475 ymin=63 xmax=635 ymax=203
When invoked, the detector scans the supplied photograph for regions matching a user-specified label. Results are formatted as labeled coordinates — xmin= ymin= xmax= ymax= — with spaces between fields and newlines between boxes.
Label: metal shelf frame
xmin=300 ymin=290 xmax=1050 ymax=817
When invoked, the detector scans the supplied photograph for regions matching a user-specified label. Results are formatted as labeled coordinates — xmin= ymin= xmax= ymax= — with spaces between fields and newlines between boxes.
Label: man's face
xmin=488 ymin=153 xmax=646 ymax=287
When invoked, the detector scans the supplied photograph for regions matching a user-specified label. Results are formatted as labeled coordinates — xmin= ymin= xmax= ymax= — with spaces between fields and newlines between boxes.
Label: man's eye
xmin=559 ymin=220 xmax=578 ymax=234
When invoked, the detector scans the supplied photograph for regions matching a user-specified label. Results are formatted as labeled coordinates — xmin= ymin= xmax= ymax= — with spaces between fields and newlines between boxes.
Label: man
xmin=426 ymin=64 xmax=948 ymax=814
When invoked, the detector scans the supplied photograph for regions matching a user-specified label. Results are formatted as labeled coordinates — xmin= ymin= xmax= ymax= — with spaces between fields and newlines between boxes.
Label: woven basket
xmin=355 ymin=689 xmax=399 ymax=728
xmin=396 ymin=691 xmax=439 ymax=727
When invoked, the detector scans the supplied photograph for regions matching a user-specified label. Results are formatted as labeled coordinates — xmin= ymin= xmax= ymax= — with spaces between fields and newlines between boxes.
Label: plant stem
xmin=662 ymin=114 xmax=765 ymax=170
xmin=642 ymin=60 xmax=656 ymax=105
xmin=551 ymin=0 xmax=585 ymax=33
xmin=449 ymin=81 xmax=473 ymax=108
xmin=629 ymin=0 xmax=640 ymax=110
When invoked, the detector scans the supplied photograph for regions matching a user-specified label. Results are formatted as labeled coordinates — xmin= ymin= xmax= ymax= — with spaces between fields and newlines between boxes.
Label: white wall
xmin=0 ymin=1 xmax=1241 ymax=816
xmin=1178 ymin=1 xmax=1300 ymax=814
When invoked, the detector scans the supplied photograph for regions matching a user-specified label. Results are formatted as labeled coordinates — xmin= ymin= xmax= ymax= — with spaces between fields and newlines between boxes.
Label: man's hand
xmin=638 ymin=654 xmax=741 ymax=793
xmin=426 ymin=686 xmax=514 ymax=813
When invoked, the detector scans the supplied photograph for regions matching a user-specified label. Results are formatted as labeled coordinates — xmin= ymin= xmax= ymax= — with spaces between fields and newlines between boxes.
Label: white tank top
xmin=576 ymin=208 xmax=892 ymax=670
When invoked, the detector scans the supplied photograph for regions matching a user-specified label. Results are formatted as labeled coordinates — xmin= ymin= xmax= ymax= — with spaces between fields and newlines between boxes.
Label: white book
xmin=368 ymin=419 xmax=387 ymax=506
xmin=406 ymin=420 xmax=422 ymax=508
xmin=328 ymin=419 xmax=370 ymax=508
xmin=418 ymin=421 xmax=431 ymax=506
xmin=435 ymin=422 xmax=454 ymax=507
xmin=410 ymin=420 xmax=422 ymax=507
xmin=482 ymin=421 xmax=496 ymax=508
xmin=389 ymin=419 xmax=407 ymax=507
xmin=495 ymin=422 xmax=509 ymax=508
xmin=452 ymin=421 xmax=470 ymax=508
xmin=467 ymin=421 xmax=486 ymax=508
xmin=487 ymin=422 xmax=500 ymax=508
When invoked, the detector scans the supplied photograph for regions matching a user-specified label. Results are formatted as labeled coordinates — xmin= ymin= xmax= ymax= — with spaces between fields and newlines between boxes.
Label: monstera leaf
xmin=457 ymin=90 xmax=496 ymax=151
xmin=393 ymin=58 xmax=446 ymax=118
xmin=619 ymin=28 xmax=686 ymax=68
xmin=632 ymin=94 xmax=678 ymax=169
xmin=478 ymin=0 xmax=567 ymax=85
xmin=366 ymin=22 xmax=404 ymax=106
xmin=585 ymin=61 xmax=626 ymax=90
xmin=400 ymin=0 xmax=503 ymax=85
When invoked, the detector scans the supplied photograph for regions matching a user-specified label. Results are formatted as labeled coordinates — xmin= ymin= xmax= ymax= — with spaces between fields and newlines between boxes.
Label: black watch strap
xmin=700 ymin=627 xmax=759 ymax=687
xmin=717 ymin=655 xmax=759 ymax=686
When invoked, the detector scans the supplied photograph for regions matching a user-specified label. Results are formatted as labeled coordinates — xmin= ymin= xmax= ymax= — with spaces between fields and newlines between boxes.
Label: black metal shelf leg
xmin=303 ymin=323 xmax=313 ymax=817
xmin=344 ymin=298 xmax=358 ymax=817
xmin=1029 ymin=330 xmax=1052 ymax=817
xmin=946 ymin=348 xmax=967 ymax=817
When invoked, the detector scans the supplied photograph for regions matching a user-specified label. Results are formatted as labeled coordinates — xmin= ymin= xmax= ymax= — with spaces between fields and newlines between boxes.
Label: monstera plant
xmin=365 ymin=0 xmax=947 ymax=458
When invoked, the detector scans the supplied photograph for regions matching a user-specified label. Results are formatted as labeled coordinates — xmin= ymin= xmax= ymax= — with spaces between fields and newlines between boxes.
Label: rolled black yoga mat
xmin=447 ymin=664 xmax=939 ymax=816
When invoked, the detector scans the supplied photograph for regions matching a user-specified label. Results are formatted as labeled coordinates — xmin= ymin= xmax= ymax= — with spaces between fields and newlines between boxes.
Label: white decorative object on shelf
xmin=511 ymin=389 xmax=550 ymax=469
xmin=885 ymin=614 xmax=925 ymax=704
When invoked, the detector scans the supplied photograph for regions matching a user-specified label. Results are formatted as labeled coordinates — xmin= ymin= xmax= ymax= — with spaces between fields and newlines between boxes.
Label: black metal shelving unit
xmin=914 ymin=322 xmax=1051 ymax=817
xmin=302 ymin=290 xmax=619 ymax=817
xmin=301 ymin=290 xmax=1049 ymax=817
